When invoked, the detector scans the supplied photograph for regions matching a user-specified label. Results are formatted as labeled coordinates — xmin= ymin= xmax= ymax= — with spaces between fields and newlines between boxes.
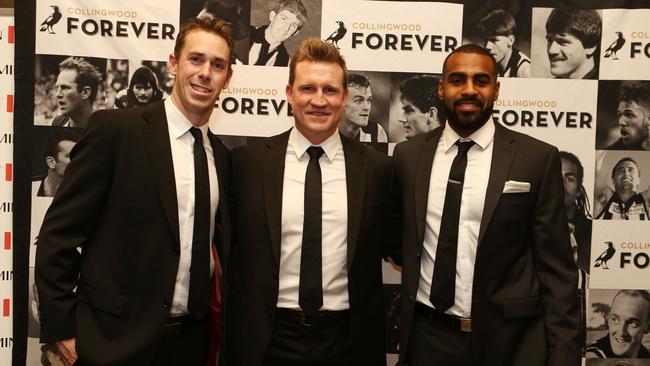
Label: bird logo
xmin=594 ymin=241 xmax=616 ymax=269
xmin=604 ymin=32 xmax=626 ymax=60
xmin=40 ymin=5 xmax=62 ymax=34
xmin=324 ymin=21 xmax=347 ymax=49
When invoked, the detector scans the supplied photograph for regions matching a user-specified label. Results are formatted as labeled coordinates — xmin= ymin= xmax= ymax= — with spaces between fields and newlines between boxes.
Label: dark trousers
xmin=407 ymin=309 xmax=473 ymax=366
xmin=73 ymin=317 xmax=209 ymax=366
xmin=262 ymin=310 xmax=353 ymax=366
xmin=150 ymin=316 xmax=209 ymax=366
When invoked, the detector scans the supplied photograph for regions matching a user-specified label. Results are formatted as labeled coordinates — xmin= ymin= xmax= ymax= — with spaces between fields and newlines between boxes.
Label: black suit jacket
xmin=393 ymin=123 xmax=580 ymax=366
xmin=35 ymin=102 xmax=232 ymax=365
xmin=227 ymin=130 xmax=392 ymax=366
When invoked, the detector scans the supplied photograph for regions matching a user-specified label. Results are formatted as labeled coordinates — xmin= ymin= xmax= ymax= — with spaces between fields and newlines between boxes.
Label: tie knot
xmin=189 ymin=127 xmax=203 ymax=141
xmin=455 ymin=140 xmax=474 ymax=155
xmin=307 ymin=146 xmax=325 ymax=160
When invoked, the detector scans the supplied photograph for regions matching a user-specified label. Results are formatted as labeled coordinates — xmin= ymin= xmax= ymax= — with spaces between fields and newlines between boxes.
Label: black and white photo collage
xmin=27 ymin=0 xmax=650 ymax=363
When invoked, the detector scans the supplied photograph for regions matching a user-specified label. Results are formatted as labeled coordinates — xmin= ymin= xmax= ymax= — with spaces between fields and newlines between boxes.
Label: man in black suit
xmin=392 ymin=44 xmax=580 ymax=366
xmin=35 ymin=17 xmax=233 ymax=366
xmin=228 ymin=38 xmax=393 ymax=366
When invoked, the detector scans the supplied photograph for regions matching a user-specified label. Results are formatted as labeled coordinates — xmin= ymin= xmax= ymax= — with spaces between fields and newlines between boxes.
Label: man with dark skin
xmin=607 ymin=81 xmax=650 ymax=151
xmin=393 ymin=44 xmax=580 ymax=366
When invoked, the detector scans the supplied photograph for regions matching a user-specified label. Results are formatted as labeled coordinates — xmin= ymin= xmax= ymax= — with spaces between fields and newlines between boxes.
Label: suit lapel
xmin=208 ymin=132 xmax=228 ymax=258
xmin=341 ymin=135 xmax=366 ymax=271
xmin=263 ymin=131 xmax=290 ymax=266
xmin=415 ymin=129 xmax=443 ymax=246
xmin=141 ymin=102 xmax=180 ymax=246
xmin=478 ymin=123 xmax=516 ymax=245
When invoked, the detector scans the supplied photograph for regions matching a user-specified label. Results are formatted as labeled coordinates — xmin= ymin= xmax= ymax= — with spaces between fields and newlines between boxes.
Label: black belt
xmin=164 ymin=314 xmax=201 ymax=335
xmin=275 ymin=308 xmax=349 ymax=327
xmin=414 ymin=302 xmax=471 ymax=332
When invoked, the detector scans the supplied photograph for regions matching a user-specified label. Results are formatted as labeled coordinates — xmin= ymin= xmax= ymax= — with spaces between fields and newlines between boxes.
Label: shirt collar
xmin=440 ymin=118 xmax=495 ymax=153
xmin=289 ymin=127 xmax=341 ymax=163
xmin=165 ymin=98 xmax=211 ymax=139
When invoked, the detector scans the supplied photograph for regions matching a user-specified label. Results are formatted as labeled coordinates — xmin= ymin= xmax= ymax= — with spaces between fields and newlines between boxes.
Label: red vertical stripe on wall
xmin=3 ymin=232 xmax=9 ymax=250
xmin=5 ymin=163 xmax=11 ymax=181
xmin=8 ymin=26 xmax=14 ymax=44
xmin=2 ymin=299 xmax=9 ymax=317
xmin=6 ymin=95 xmax=13 ymax=113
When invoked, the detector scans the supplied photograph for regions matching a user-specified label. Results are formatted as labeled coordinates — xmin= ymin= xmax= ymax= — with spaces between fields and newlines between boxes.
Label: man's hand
xmin=56 ymin=338 xmax=78 ymax=366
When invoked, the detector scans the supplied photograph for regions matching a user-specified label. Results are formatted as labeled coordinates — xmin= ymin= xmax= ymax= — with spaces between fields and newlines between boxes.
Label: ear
xmin=437 ymin=80 xmax=444 ymax=101
xmin=224 ymin=67 xmax=233 ymax=89
xmin=285 ymin=84 xmax=293 ymax=105
xmin=46 ymin=156 xmax=56 ymax=170
xmin=585 ymin=45 xmax=597 ymax=59
xmin=494 ymin=80 xmax=500 ymax=101
xmin=507 ymin=35 xmax=515 ymax=47
xmin=269 ymin=10 xmax=277 ymax=23
xmin=427 ymin=107 xmax=438 ymax=125
xmin=168 ymin=52 xmax=178 ymax=77
xmin=80 ymin=85 xmax=92 ymax=101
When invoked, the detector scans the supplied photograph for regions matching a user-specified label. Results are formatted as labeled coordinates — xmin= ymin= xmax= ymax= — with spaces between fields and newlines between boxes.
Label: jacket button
xmin=409 ymin=295 xmax=414 ymax=302
xmin=162 ymin=299 xmax=170 ymax=308
xmin=416 ymin=252 xmax=421 ymax=258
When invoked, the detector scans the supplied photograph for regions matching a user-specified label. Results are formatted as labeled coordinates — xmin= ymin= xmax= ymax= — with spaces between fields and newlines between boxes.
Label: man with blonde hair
xmin=229 ymin=38 xmax=394 ymax=366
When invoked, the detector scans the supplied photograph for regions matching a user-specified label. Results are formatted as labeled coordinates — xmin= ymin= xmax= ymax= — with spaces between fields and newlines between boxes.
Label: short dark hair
xmin=545 ymin=8 xmax=601 ymax=50
xmin=174 ymin=17 xmax=234 ymax=69
xmin=477 ymin=9 xmax=516 ymax=37
xmin=618 ymin=81 xmax=650 ymax=112
xmin=612 ymin=157 xmax=640 ymax=179
xmin=560 ymin=151 xmax=591 ymax=218
xmin=441 ymin=43 xmax=498 ymax=78
xmin=347 ymin=73 xmax=370 ymax=89
xmin=58 ymin=57 xmax=102 ymax=104
xmin=560 ymin=151 xmax=584 ymax=185
xmin=289 ymin=38 xmax=347 ymax=88
xmin=43 ymin=129 xmax=80 ymax=161
xmin=399 ymin=75 xmax=446 ymax=123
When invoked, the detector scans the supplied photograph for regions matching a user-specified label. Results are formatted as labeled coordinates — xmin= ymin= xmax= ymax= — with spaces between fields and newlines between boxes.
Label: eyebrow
xmin=448 ymin=72 xmax=492 ymax=79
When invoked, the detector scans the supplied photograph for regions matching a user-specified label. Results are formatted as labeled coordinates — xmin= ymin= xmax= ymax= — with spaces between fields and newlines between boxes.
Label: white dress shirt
xmin=277 ymin=128 xmax=349 ymax=311
xmin=165 ymin=98 xmax=218 ymax=315
xmin=417 ymin=120 xmax=495 ymax=318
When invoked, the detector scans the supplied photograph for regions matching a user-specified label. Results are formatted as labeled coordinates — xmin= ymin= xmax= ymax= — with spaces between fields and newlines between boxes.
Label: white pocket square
xmin=503 ymin=180 xmax=531 ymax=193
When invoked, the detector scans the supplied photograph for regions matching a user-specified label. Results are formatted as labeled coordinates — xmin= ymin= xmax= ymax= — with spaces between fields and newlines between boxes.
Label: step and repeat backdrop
xmin=11 ymin=0 xmax=650 ymax=365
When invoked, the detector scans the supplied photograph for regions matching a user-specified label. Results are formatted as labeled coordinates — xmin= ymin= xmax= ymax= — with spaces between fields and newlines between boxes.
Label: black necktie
xmin=188 ymin=127 xmax=210 ymax=318
xmin=429 ymin=140 xmax=474 ymax=312
xmin=299 ymin=146 xmax=325 ymax=314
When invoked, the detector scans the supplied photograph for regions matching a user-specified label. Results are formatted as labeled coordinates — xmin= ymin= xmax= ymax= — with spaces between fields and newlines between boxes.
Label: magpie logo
xmin=594 ymin=241 xmax=616 ymax=269
xmin=39 ymin=5 xmax=63 ymax=34
xmin=604 ymin=32 xmax=626 ymax=60
xmin=324 ymin=21 xmax=347 ymax=48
